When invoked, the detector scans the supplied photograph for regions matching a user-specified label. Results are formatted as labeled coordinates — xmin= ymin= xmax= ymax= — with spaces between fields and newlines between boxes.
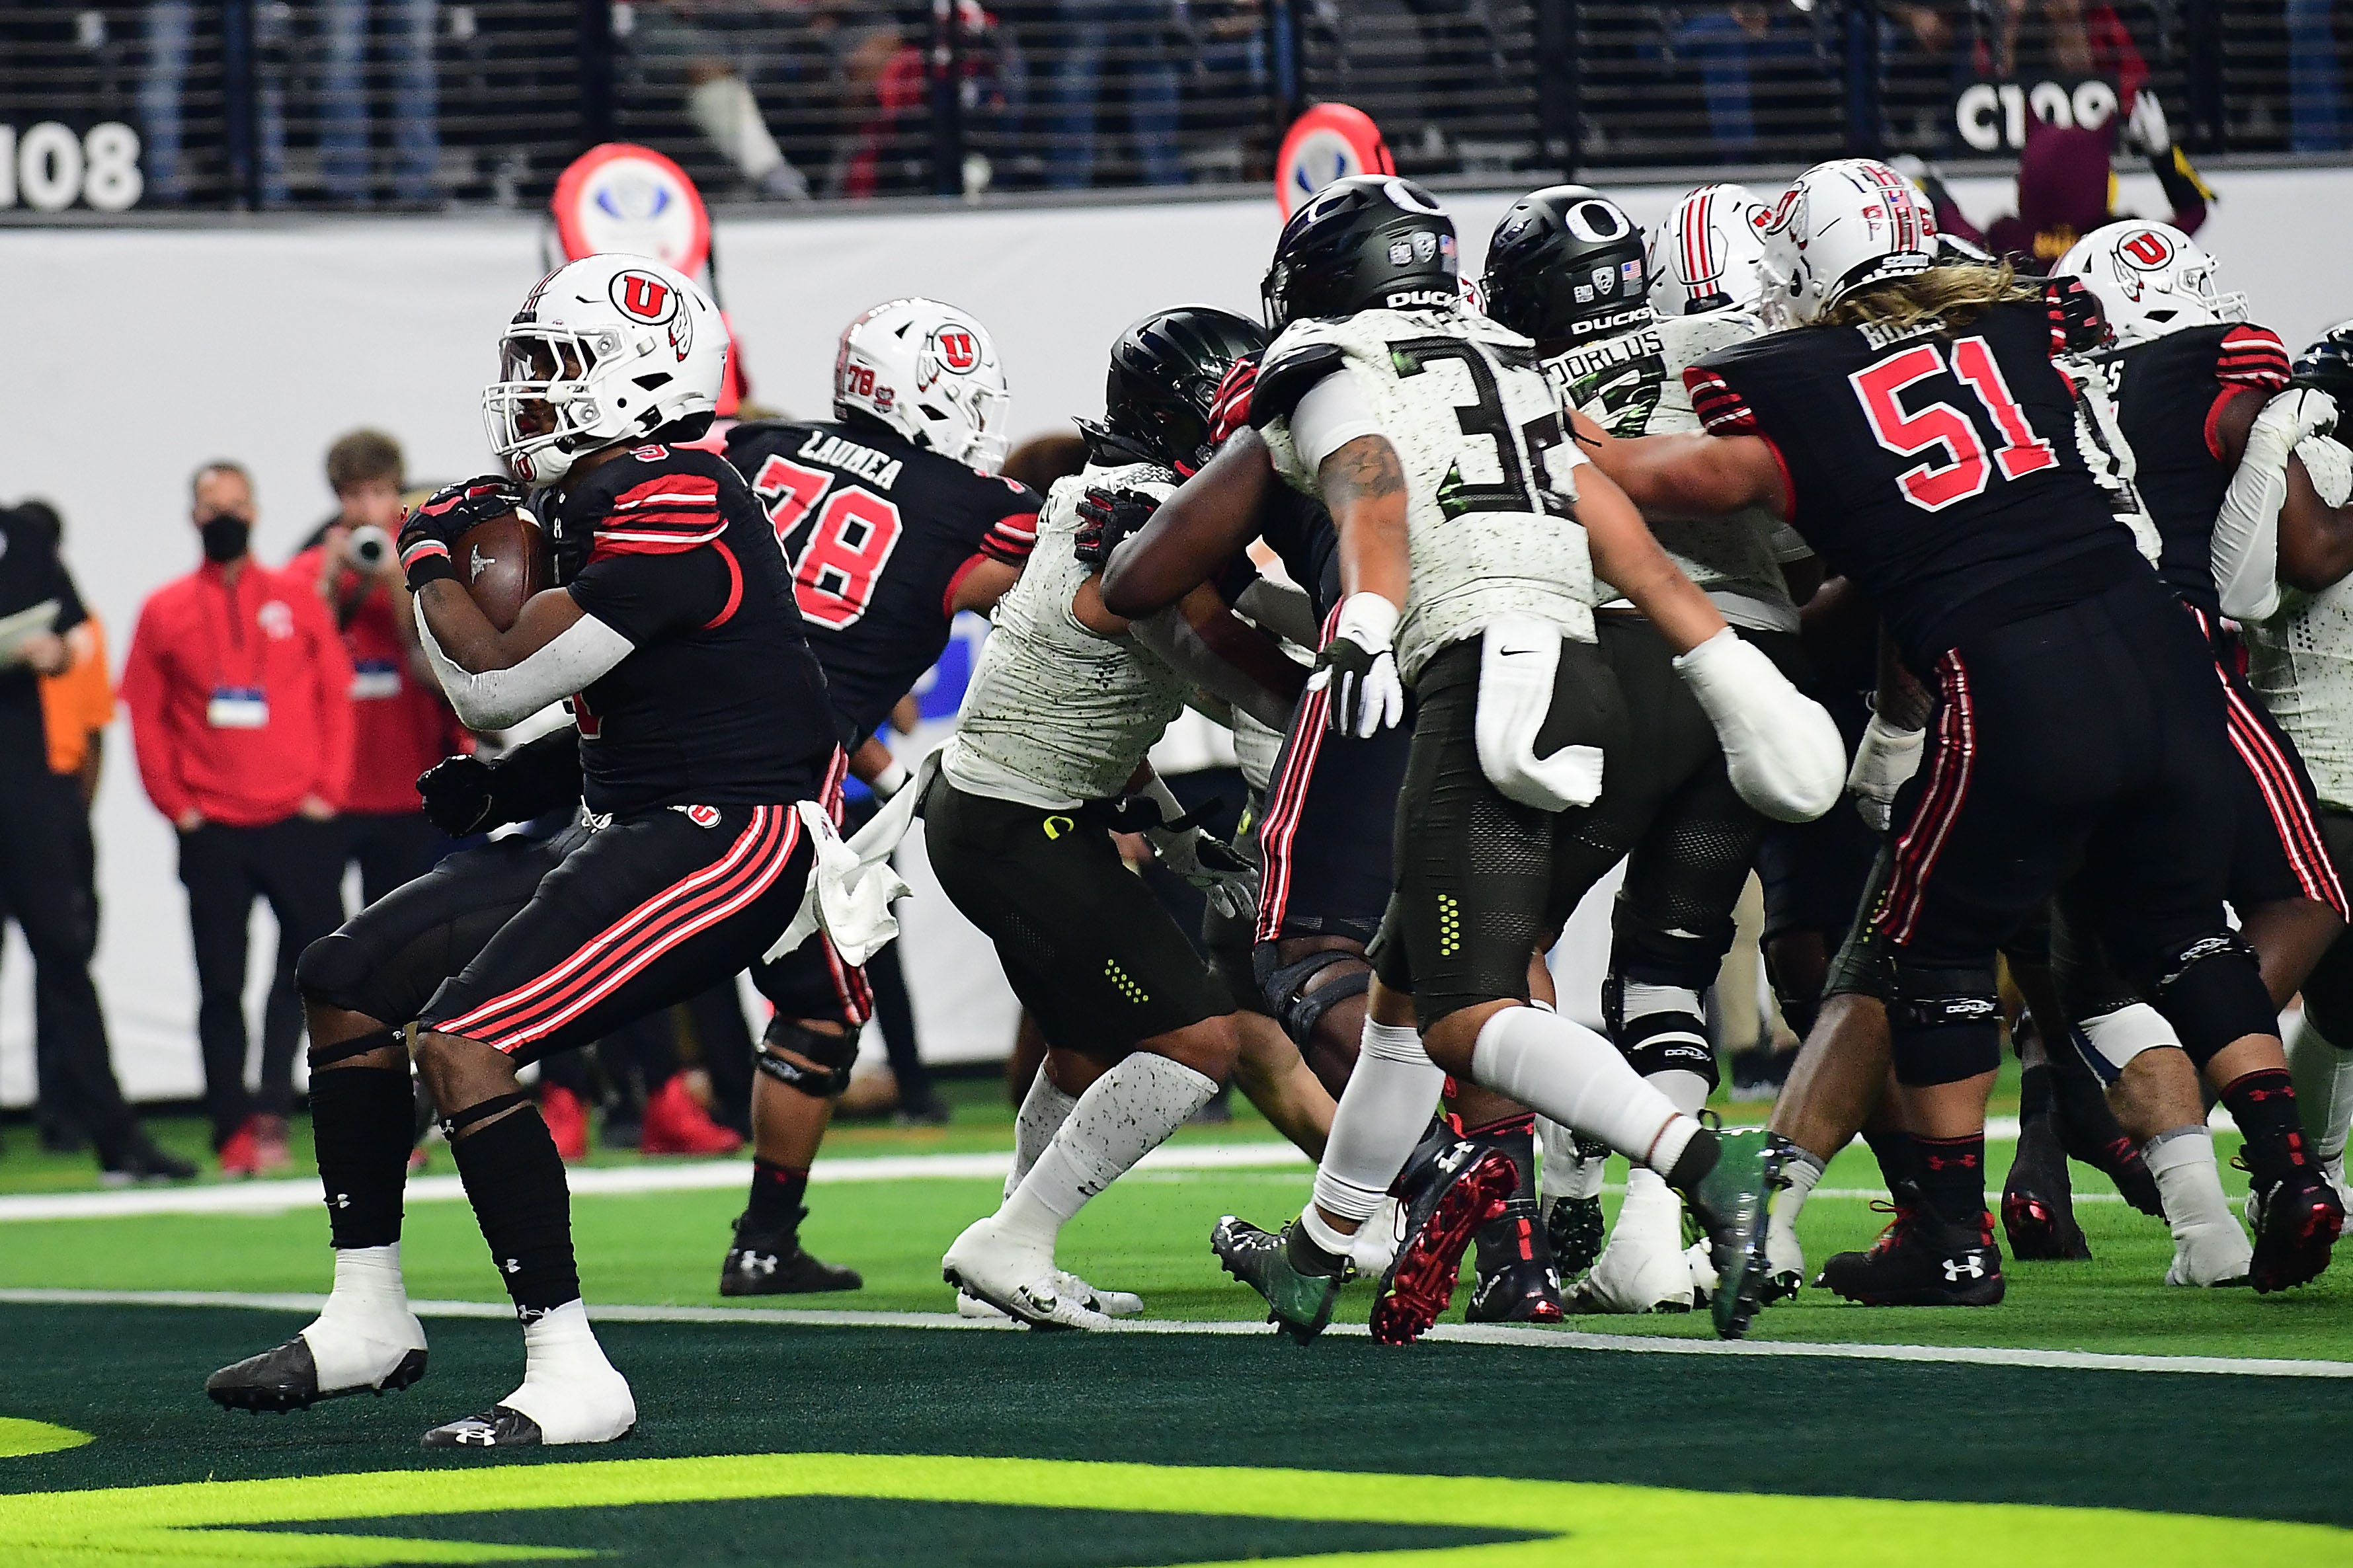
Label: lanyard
xmin=206 ymin=569 xmax=265 ymax=693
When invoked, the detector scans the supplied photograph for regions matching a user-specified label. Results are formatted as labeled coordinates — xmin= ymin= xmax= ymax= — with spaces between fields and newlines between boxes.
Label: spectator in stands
xmin=0 ymin=501 xmax=191 ymax=1182
xmin=284 ymin=431 xmax=465 ymax=905
xmin=624 ymin=0 xmax=814 ymax=199
xmin=120 ymin=462 xmax=354 ymax=1178
xmin=320 ymin=0 xmax=442 ymax=204
xmin=141 ymin=0 xmax=291 ymax=205
xmin=1654 ymin=3 xmax=1815 ymax=153
xmin=1048 ymin=0 xmax=1185 ymax=188
xmin=2288 ymin=0 xmax=2346 ymax=153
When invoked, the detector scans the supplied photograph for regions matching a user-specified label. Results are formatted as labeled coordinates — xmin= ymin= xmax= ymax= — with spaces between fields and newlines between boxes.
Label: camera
xmin=348 ymin=524 xmax=393 ymax=572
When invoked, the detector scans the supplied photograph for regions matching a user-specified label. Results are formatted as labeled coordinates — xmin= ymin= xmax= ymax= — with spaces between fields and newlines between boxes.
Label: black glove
xmin=2046 ymin=276 xmax=2110 ymax=355
xmin=1310 ymin=635 xmax=1405 ymax=738
xmin=417 ymin=754 xmax=499 ymax=836
xmin=399 ymin=475 xmax=524 ymax=590
xmin=1072 ymin=486 xmax=1160 ymax=568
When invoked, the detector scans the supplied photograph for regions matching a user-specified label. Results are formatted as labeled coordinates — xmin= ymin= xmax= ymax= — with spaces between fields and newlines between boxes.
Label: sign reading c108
xmin=0 ymin=123 xmax=143 ymax=213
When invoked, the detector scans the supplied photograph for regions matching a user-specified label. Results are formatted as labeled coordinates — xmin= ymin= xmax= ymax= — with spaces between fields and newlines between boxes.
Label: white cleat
xmin=1764 ymin=1212 xmax=1806 ymax=1302
xmin=1684 ymin=1239 xmax=1718 ymax=1303
xmin=956 ymin=1273 xmax=1143 ymax=1320
xmin=1565 ymin=1179 xmax=1693 ymax=1315
xmin=941 ymin=1217 xmax=1113 ymax=1331
xmin=1349 ymin=1196 xmax=1403 ymax=1278
xmin=2165 ymin=1218 xmax=2254 ymax=1287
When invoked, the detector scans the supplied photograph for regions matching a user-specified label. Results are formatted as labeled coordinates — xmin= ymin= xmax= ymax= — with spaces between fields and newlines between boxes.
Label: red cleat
xmin=540 ymin=1084 xmax=591 ymax=1163
xmin=218 ymin=1116 xmax=263 ymax=1178
xmin=1370 ymin=1144 xmax=1516 ymax=1346
xmin=639 ymin=1075 xmax=744 ymax=1157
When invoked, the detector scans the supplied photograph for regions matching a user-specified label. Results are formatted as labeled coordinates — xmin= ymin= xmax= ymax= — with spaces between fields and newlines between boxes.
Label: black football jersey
xmin=725 ymin=419 xmax=1038 ymax=743
xmin=547 ymin=444 xmax=840 ymax=816
xmin=2104 ymin=323 xmax=2293 ymax=615
xmin=1216 ymin=356 xmax=1343 ymax=626
xmin=1689 ymin=297 xmax=2141 ymax=667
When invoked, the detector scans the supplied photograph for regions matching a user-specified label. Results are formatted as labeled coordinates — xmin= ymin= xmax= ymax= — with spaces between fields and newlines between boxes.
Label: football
xmin=458 ymin=506 xmax=551 ymax=631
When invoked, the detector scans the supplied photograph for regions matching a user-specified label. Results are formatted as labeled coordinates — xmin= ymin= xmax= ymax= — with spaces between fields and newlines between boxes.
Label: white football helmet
xmin=1757 ymin=158 xmax=1937 ymax=330
xmin=1648 ymin=182 xmax=1773 ymax=316
xmin=481 ymin=254 xmax=725 ymax=486
xmin=834 ymin=298 xmax=1012 ymax=473
xmin=2054 ymin=221 xmax=2247 ymax=346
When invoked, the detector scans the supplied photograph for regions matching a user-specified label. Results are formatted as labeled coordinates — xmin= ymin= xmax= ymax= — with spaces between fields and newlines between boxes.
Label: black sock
xmin=2018 ymin=1061 xmax=2053 ymax=1120
xmin=2220 ymin=1069 xmax=2309 ymax=1187
xmin=311 ymin=1066 xmax=415 ymax=1251
xmin=1663 ymin=1128 xmax=1720 ymax=1193
xmin=744 ymin=1159 xmax=810 ymax=1234
xmin=1862 ymin=1125 xmax=1917 ymax=1193
xmin=1910 ymin=1133 xmax=1986 ymax=1231
xmin=1464 ymin=1115 xmax=1538 ymax=1273
xmin=450 ymin=1108 xmax=580 ymax=1315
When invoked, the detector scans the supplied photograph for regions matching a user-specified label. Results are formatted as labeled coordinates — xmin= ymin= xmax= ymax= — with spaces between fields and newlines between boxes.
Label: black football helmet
xmin=2292 ymin=319 xmax=2353 ymax=409
xmin=1480 ymin=185 xmax=1652 ymax=345
xmin=1098 ymin=306 xmax=1269 ymax=473
xmin=1261 ymin=175 xmax=1459 ymax=331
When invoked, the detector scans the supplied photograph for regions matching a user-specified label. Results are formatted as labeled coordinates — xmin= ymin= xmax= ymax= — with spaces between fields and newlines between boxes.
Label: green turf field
xmin=4 ymin=1083 xmax=2350 ymax=1564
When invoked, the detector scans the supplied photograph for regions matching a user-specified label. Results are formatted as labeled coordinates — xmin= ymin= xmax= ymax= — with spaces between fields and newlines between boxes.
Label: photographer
xmin=284 ymin=430 xmax=468 ymax=906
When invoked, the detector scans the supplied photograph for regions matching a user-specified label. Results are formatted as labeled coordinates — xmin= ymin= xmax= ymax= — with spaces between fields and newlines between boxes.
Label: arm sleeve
xmin=1289 ymin=370 xmax=1386 ymax=476
xmin=979 ymin=485 xmax=1041 ymax=565
xmin=305 ymin=594 xmax=357 ymax=806
xmin=1684 ymin=365 xmax=1762 ymax=434
xmin=117 ymin=606 xmax=192 ymax=822
xmin=419 ymin=609 xmax=635 ymax=733
xmin=2153 ymin=148 xmax=2212 ymax=236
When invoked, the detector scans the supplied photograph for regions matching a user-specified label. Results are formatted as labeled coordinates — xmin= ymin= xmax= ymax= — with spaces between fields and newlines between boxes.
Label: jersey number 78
xmin=751 ymin=455 xmax=906 ymax=629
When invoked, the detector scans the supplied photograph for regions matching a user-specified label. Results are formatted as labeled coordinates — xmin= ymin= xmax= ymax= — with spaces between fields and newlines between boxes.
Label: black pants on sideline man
xmin=0 ymin=767 xmax=140 ymax=1158
xmin=178 ymin=815 xmax=346 ymax=1147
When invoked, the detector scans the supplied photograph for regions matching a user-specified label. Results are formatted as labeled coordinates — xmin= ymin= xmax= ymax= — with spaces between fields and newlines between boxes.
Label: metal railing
xmin=0 ymin=1 xmax=2343 ymax=214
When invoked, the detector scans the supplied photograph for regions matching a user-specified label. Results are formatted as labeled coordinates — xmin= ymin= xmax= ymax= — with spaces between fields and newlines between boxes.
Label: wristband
xmin=870 ymin=758 xmax=911 ymax=800
xmin=1332 ymin=590 xmax=1401 ymax=652
xmin=402 ymin=539 xmax=459 ymax=592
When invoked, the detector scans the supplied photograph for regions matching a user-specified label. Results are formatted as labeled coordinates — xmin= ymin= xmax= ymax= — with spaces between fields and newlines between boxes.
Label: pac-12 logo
xmin=928 ymin=326 xmax=980 ymax=374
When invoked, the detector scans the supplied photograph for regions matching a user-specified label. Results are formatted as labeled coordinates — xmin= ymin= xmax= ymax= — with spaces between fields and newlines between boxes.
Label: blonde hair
xmin=1820 ymin=262 xmax=2038 ymax=334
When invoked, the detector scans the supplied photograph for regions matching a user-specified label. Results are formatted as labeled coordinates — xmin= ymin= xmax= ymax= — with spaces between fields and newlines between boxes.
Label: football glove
xmin=1208 ymin=356 xmax=1260 ymax=448
xmin=1073 ymin=485 xmax=1160 ymax=568
xmin=417 ymin=754 xmax=499 ymax=836
xmin=2125 ymin=89 xmax=2173 ymax=157
xmin=2046 ymin=276 xmax=2112 ymax=356
xmin=1846 ymin=711 xmax=1926 ymax=834
xmin=1308 ymin=592 xmax=1406 ymax=739
xmin=399 ymin=476 xmax=523 ymax=590
xmin=1148 ymin=822 xmax=1259 ymax=922
xmin=1672 ymin=629 xmax=1844 ymax=823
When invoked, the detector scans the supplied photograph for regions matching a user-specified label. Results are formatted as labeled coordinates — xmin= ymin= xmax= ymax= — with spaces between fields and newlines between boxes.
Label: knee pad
xmin=2151 ymin=931 xmax=2276 ymax=1068
xmin=2072 ymin=1003 xmax=2180 ymax=1085
xmin=1601 ymin=974 xmax=1719 ymax=1089
xmin=756 ymin=1019 xmax=861 ymax=1099
xmin=1254 ymin=945 xmax=1371 ymax=1050
xmin=1609 ymin=911 xmax=1732 ymax=995
xmin=1885 ymin=957 xmax=2002 ymax=1087
xmin=294 ymin=931 xmax=374 ymax=1013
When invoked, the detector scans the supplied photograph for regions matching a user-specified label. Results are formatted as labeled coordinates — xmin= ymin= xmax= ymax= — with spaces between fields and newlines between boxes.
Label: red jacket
xmin=282 ymin=545 xmax=471 ymax=816
xmin=120 ymin=558 xmax=356 ymax=827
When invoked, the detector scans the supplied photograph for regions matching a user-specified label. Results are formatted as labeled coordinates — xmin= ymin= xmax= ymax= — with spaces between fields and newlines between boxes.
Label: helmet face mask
xmin=2055 ymin=221 xmax=2247 ymax=346
xmin=1261 ymin=175 xmax=1459 ymax=331
xmin=1648 ymin=183 xmax=1772 ymax=317
xmin=1480 ymin=184 xmax=1652 ymax=344
xmin=834 ymin=299 xmax=1012 ymax=474
xmin=2293 ymin=319 xmax=2353 ymax=426
xmin=481 ymin=255 xmax=723 ymax=486
xmin=1757 ymin=160 xmax=1936 ymax=331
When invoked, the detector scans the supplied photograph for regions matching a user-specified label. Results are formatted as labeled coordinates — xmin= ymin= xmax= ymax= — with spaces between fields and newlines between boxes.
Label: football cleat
xmin=2004 ymin=1111 xmax=2093 ymax=1259
xmin=2247 ymin=1166 xmax=2344 ymax=1294
xmin=1818 ymin=1216 xmax=2005 ymax=1307
xmin=2164 ymin=1216 xmax=2253 ymax=1287
xmin=721 ymin=1211 xmax=863 ymax=1296
xmin=1678 ymin=1126 xmax=1788 ymax=1339
xmin=207 ymin=1336 xmax=427 ymax=1414
xmin=1465 ymin=1195 xmax=1564 ymax=1323
xmin=1567 ymin=1177 xmax=1693 ymax=1315
xmin=957 ymin=1272 xmax=1144 ymax=1319
xmin=1543 ymin=1195 xmax=1606 ymax=1280
xmin=1213 ymin=1215 xmax=1347 ymax=1345
xmin=941 ymin=1216 xmax=1112 ymax=1330
xmin=1349 ymin=1196 xmax=1403 ymax=1278
xmin=422 ymin=1405 xmax=548 ymax=1449
xmin=1537 ymin=1121 xmax=1611 ymax=1276
xmin=1370 ymin=1133 xmax=1517 ymax=1346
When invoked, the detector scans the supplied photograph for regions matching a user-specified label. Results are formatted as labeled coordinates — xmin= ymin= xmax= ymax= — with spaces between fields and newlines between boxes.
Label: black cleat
xmin=721 ymin=1210 xmax=863 ymax=1296
xmin=207 ymin=1337 xmax=428 ymax=1413
xmin=100 ymin=1137 xmax=198 ymax=1186
xmin=2003 ymin=1113 xmax=2091 ymax=1261
xmin=1371 ymin=1131 xmax=1516 ymax=1346
xmin=1819 ymin=1215 xmax=2004 ymax=1306
xmin=1542 ymin=1195 xmax=1605 ymax=1278
xmin=1213 ymin=1215 xmax=1346 ymax=1345
xmin=424 ymin=1405 xmax=549 ymax=1449
xmin=1467 ymin=1198 xmax=1564 ymax=1323
xmin=2248 ymin=1166 xmax=2344 ymax=1294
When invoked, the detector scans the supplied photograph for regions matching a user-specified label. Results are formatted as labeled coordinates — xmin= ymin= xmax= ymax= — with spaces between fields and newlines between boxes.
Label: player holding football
xmin=1208 ymin=175 xmax=1835 ymax=1345
xmin=206 ymin=255 xmax=842 ymax=1448
xmin=713 ymin=298 xmax=1039 ymax=1298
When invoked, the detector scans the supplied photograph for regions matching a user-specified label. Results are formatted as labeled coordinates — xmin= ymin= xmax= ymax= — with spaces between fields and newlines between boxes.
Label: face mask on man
xmin=200 ymin=513 xmax=251 ymax=564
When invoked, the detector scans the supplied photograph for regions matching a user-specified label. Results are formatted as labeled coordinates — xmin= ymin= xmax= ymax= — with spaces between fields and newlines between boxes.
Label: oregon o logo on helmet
xmin=1563 ymin=200 xmax=1630 ymax=244
xmin=610 ymin=270 xmax=678 ymax=325
xmin=929 ymin=326 xmax=980 ymax=374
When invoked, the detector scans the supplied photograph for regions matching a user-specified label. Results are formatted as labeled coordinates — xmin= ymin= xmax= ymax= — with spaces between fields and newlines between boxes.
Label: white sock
xmin=2285 ymin=1013 xmax=2353 ymax=1168
xmin=1769 ymin=1148 xmax=1826 ymax=1266
xmin=2145 ymin=1124 xmax=2237 ymax=1237
xmin=1310 ymin=1017 xmax=1445 ymax=1226
xmin=1616 ymin=1165 xmax=1680 ymax=1241
xmin=1646 ymin=1068 xmax=1711 ymax=1117
xmin=997 ymin=1052 xmax=1217 ymax=1245
xmin=1006 ymin=1070 xmax=1079 ymax=1200
xmin=687 ymin=75 xmax=785 ymax=179
xmin=502 ymin=1300 xmax=635 ymax=1445
xmin=1537 ymin=1115 xmax=1608 ymax=1204
xmin=1470 ymin=1005 xmax=1698 ymax=1176
xmin=302 ymin=1243 xmax=425 ymax=1392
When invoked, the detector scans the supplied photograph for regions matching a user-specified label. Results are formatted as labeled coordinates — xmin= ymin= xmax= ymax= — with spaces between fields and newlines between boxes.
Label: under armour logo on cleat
xmin=1941 ymin=1256 xmax=1985 ymax=1281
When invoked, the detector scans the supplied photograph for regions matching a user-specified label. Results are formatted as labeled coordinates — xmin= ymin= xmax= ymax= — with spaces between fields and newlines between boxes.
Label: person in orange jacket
xmin=120 ymin=461 xmax=356 ymax=1177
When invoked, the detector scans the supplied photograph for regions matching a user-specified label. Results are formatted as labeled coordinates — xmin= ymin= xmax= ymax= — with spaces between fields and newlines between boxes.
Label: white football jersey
xmin=2245 ymin=436 xmax=2353 ymax=810
xmin=941 ymin=460 xmax=1191 ymax=810
xmin=1544 ymin=309 xmax=1801 ymax=631
xmin=2057 ymin=351 xmax=2164 ymax=565
xmin=1261 ymin=305 xmax=1595 ymax=683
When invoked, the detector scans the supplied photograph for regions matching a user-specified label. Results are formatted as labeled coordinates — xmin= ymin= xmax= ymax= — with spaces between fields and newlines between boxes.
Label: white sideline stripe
xmin=0 ymin=1286 xmax=2341 ymax=1380
xmin=0 ymin=1113 xmax=2195 ymax=1223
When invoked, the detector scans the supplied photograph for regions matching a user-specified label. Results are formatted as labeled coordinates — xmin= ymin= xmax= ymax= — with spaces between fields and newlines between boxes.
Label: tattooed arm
xmin=1318 ymin=433 xmax=1412 ymax=615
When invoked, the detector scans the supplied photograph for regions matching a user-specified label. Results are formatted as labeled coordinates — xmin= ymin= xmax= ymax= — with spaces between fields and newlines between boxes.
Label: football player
xmin=1578 ymin=159 xmax=2338 ymax=1306
xmin=1207 ymin=175 xmax=1833 ymax=1345
xmin=928 ymin=314 xmax=1312 ymax=1329
xmin=713 ymin=298 xmax=1039 ymax=1298
xmin=206 ymin=256 xmax=844 ymax=1447
xmin=1478 ymin=181 xmax=1815 ymax=1314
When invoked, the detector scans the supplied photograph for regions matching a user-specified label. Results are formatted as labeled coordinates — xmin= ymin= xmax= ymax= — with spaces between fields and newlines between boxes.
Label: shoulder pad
xmin=1250 ymin=342 xmax=1350 ymax=429
xmin=2218 ymin=324 xmax=2292 ymax=390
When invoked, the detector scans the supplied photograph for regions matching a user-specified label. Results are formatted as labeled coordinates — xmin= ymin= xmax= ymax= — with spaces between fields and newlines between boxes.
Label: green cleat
xmin=1212 ymin=1215 xmax=1347 ymax=1345
xmin=1679 ymin=1126 xmax=1789 ymax=1340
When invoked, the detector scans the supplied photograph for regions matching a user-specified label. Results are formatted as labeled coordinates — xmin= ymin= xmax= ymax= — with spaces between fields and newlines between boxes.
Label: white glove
xmin=1307 ymin=592 xmax=1406 ymax=739
xmin=2126 ymin=91 xmax=2172 ymax=157
xmin=1147 ymin=822 xmax=1260 ymax=922
xmin=1672 ymin=629 xmax=1845 ymax=823
xmin=2214 ymin=388 xmax=2339 ymax=624
xmin=1847 ymin=711 xmax=1926 ymax=834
